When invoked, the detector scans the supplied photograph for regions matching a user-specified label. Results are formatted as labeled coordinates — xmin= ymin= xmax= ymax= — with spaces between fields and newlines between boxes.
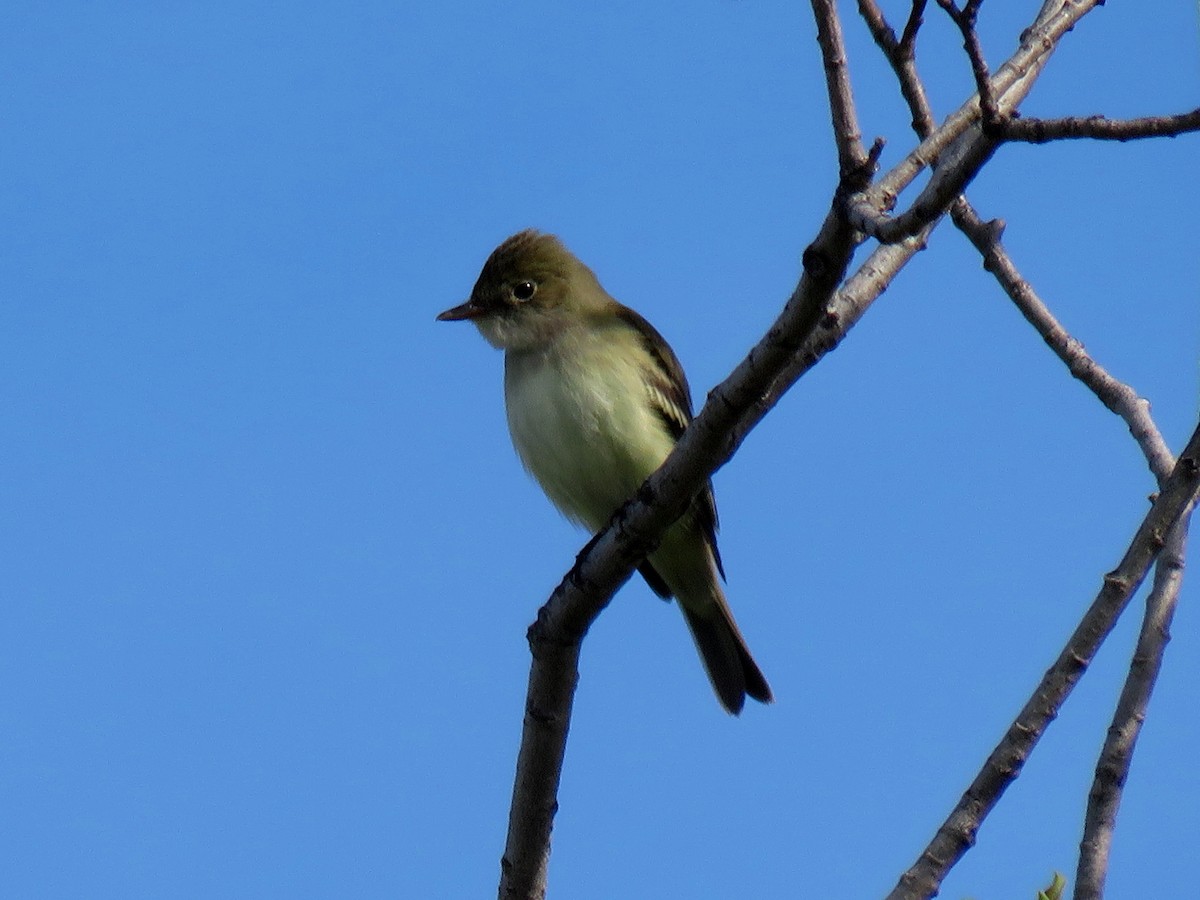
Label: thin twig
xmin=1001 ymin=109 xmax=1200 ymax=142
xmin=811 ymin=0 xmax=872 ymax=178
xmin=857 ymin=0 xmax=938 ymax=138
xmin=863 ymin=0 xmax=1104 ymax=213
xmin=899 ymin=0 xmax=928 ymax=53
xmin=938 ymin=1 xmax=1200 ymax=143
xmin=864 ymin=0 xmax=1178 ymax=490
xmin=937 ymin=0 xmax=1001 ymax=126
xmin=847 ymin=126 xmax=999 ymax=242
xmin=948 ymin=201 xmax=1176 ymax=482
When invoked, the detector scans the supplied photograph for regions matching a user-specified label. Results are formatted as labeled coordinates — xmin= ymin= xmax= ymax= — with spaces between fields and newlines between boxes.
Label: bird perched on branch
xmin=438 ymin=230 xmax=772 ymax=714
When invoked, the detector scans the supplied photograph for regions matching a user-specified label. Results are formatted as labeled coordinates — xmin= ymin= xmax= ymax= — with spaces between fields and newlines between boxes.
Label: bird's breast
xmin=504 ymin=333 xmax=675 ymax=531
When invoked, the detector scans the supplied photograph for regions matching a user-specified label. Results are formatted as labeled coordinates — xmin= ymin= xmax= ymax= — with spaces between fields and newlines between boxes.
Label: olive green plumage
xmin=438 ymin=230 xmax=771 ymax=713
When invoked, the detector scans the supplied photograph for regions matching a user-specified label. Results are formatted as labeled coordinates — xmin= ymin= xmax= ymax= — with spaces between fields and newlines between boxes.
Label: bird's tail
xmin=679 ymin=588 xmax=773 ymax=715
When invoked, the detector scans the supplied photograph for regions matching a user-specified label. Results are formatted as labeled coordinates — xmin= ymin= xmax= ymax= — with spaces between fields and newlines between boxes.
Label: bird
xmin=437 ymin=230 xmax=772 ymax=714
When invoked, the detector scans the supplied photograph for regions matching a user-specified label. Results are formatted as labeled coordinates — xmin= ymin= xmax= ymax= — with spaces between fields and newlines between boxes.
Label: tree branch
xmin=864 ymin=0 xmax=1180 ymax=484
xmin=1000 ymin=109 xmax=1200 ymax=143
xmin=500 ymin=1 xmax=1195 ymax=896
xmin=860 ymin=0 xmax=1103 ymax=217
xmin=950 ymin=196 xmax=1193 ymax=900
xmin=886 ymin=424 xmax=1200 ymax=900
xmin=899 ymin=0 xmax=928 ymax=54
xmin=847 ymin=130 xmax=998 ymax=242
xmin=758 ymin=217 xmax=940 ymax=413
xmin=810 ymin=0 xmax=872 ymax=178
xmin=859 ymin=3 xmax=1197 ymax=897
xmin=1074 ymin=518 xmax=1190 ymax=900
xmin=938 ymin=0 xmax=1200 ymax=144
xmin=948 ymin=200 xmax=1176 ymax=482
xmin=936 ymin=0 xmax=1000 ymax=124
xmin=857 ymin=0 xmax=937 ymax=137
xmin=850 ymin=0 xmax=1118 ymax=242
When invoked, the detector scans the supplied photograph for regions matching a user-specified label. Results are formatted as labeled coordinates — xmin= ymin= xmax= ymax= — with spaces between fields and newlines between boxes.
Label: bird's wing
xmin=615 ymin=305 xmax=725 ymax=583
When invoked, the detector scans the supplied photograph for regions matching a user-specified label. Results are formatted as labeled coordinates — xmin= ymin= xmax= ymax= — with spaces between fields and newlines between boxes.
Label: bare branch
xmin=758 ymin=213 xmax=939 ymax=414
xmin=948 ymin=197 xmax=1194 ymax=900
xmin=1074 ymin=518 xmax=1190 ymax=900
xmin=500 ymin=1 xmax=1194 ymax=896
xmin=936 ymin=0 xmax=1003 ymax=127
xmin=847 ymin=131 xmax=998 ymax=242
xmin=887 ymin=426 xmax=1200 ymax=900
xmin=861 ymin=1 xmax=1178 ymax=480
xmin=936 ymin=0 xmax=1001 ymax=125
xmin=854 ymin=1 xmax=926 ymax=62
xmin=864 ymin=0 xmax=1103 ymax=213
xmin=938 ymin=1 xmax=1200 ymax=144
xmin=1001 ymin=109 xmax=1200 ymax=142
xmin=899 ymin=0 xmax=928 ymax=53
xmin=857 ymin=1 xmax=899 ymax=55
xmin=857 ymin=0 xmax=937 ymax=137
xmin=849 ymin=9 xmax=1049 ymax=246
xmin=861 ymin=5 xmax=1196 ymax=898
xmin=810 ymin=0 xmax=871 ymax=177
xmin=948 ymin=200 xmax=1177 ymax=482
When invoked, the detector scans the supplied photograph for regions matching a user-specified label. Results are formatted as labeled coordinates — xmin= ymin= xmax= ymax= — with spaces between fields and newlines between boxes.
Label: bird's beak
xmin=436 ymin=299 xmax=485 ymax=322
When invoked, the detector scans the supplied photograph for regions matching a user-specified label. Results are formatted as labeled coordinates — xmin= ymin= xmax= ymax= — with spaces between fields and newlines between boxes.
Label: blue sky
xmin=2 ymin=2 xmax=1198 ymax=897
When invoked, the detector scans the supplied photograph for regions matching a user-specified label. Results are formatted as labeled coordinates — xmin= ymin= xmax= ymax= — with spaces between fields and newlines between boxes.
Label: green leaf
xmin=1037 ymin=872 xmax=1066 ymax=900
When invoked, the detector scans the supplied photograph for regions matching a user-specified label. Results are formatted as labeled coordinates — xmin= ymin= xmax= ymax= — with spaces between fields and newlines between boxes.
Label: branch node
xmin=1102 ymin=571 xmax=1129 ymax=591
xmin=801 ymin=245 xmax=828 ymax=279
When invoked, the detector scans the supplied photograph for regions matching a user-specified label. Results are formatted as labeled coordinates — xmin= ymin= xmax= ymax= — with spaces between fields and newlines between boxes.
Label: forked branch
xmin=859 ymin=3 xmax=1197 ymax=897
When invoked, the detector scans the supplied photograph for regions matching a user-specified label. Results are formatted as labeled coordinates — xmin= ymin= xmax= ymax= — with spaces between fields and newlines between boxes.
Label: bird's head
xmin=437 ymin=230 xmax=609 ymax=351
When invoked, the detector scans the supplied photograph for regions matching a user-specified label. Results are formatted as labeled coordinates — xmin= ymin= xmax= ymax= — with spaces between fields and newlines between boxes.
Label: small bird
xmin=438 ymin=230 xmax=772 ymax=714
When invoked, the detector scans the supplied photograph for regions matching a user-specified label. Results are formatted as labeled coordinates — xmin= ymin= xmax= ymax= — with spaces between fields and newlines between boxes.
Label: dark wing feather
xmin=614 ymin=305 xmax=725 ymax=583
xmin=637 ymin=562 xmax=673 ymax=599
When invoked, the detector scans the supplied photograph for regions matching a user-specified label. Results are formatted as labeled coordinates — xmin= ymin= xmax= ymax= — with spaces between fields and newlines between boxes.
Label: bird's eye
xmin=512 ymin=281 xmax=537 ymax=302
